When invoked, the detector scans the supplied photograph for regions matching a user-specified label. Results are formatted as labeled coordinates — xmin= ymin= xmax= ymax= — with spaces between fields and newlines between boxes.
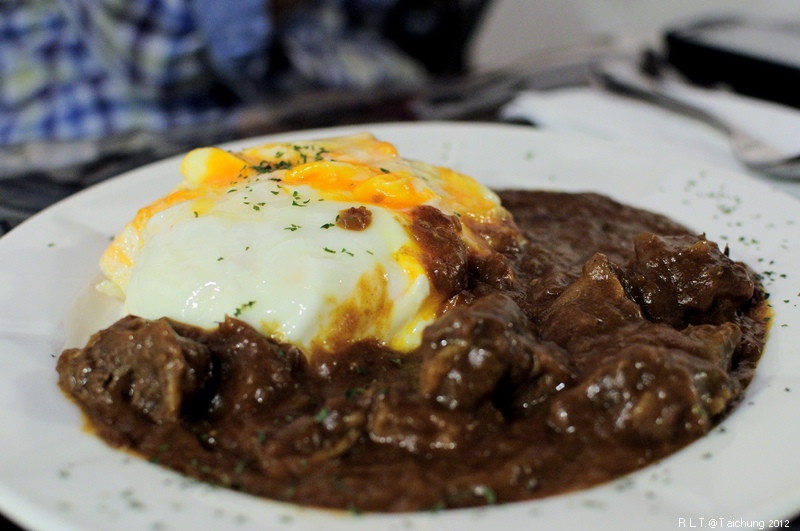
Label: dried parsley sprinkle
xmin=293 ymin=145 xmax=308 ymax=163
xmin=323 ymin=247 xmax=336 ymax=253
xmin=475 ymin=485 xmax=496 ymax=505
xmin=320 ymin=222 xmax=334 ymax=229
xmin=313 ymin=407 xmax=330 ymax=423
xmin=252 ymin=160 xmax=293 ymax=174
xmin=285 ymin=224 xmax=301 ymax=231
xmin=429 ymin=501 xmax=446 ymax=512
xmin=344 ymin=387 xmax=365 ymax=401
xmin=341 ymin=248 xmax=354 ymax=256
xmin=233 ymin=300 xmax=256 ymax=317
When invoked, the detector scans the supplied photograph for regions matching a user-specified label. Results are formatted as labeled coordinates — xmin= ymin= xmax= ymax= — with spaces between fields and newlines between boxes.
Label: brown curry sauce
xmin=57 ymin=191 xmax=769 ymax=512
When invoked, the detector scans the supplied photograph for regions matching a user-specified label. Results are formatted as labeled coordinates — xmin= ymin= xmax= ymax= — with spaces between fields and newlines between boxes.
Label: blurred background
xmin=470 ymin=0 xmax=800 ymax=70
xmin=3 ymin=0 xmax=800 ymax=234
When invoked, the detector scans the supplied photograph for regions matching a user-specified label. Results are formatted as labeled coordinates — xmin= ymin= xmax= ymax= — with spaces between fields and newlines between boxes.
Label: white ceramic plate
xmin=1 ymin=122 xmax=799 ymax=531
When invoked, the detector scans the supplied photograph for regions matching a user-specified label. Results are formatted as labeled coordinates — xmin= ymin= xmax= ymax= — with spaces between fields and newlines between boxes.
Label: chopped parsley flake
xmin=293 ymin=145 xmax=308 ymax=163
xmin=233 ymin=300 xmax=256 ymax=317
xmin=323 ymin=247 xmax=336 ymax=253
xmin=313 ymin=407 xmax=330 ymax=423
xmin=320 ymin=223 xmax=335 ymax=229
xmin=252 ymin=160 xmax=293 ymax=174
xmin=475 ymin=485 xmax=496 ymax=505
xmin=285 ymin=224 xmax=301 ymax=231
xmin=344 ymin=387 xmax=365 ymax=401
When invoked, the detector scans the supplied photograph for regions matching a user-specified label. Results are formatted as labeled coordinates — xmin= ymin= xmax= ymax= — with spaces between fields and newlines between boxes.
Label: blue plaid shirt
xmin=0 ymin=0 xmax=422 ymax=147
xmin=0 ymin=0 xmax=248 ymax=145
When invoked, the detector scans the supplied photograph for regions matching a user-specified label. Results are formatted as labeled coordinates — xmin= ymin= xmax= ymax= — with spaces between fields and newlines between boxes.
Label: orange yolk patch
xmin=436 ymin=166 xmax=499 ymax=221
xmin=180 ymin=147 xmax=251 ymax=189
xmin=283 ymin=160 xmax=436 ymax=209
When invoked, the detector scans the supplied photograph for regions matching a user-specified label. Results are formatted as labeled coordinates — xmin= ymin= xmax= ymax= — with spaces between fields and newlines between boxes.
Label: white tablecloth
xmin=501 ymin=86 xmax=800 ymax=201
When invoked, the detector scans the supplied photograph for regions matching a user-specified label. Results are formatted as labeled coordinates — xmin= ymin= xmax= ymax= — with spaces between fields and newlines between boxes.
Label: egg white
xmin=125 ymin=183 xmax=432 ymax=355
xmin=100 ymin=133 xmax=513 ymax=358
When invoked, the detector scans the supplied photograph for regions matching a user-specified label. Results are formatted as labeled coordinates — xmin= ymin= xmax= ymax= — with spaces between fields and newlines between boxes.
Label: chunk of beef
xmin=575 ymin=321 xmax=743 ymax=372
xmin=417 ymin=293 xmax=572 ymax=412
xmin=408 ymin=205 xmax=468 ymax=296
xmin=461 ymin=214 xmax=523 ymax=293
xmin=57 ymin=315 xmax=212 ymax=426
xmin=199 ymin=317 xmax=300 ymax=419
xmin=547 ymin=344 xmax=736 ymax=445
xmin=627 ymin=233 xmax=755 ymax=327
xmin=538 ymin=253 xmax=643 ymax=351
xmin=367 ymin=387 xmax=491 ymax=453
xmin=255 ymin=395 xmax=368 ymax=479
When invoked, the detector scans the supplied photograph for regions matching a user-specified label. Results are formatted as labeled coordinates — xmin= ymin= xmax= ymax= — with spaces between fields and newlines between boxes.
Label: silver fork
xmin=591 ymin=58 xmax=800 ymax=179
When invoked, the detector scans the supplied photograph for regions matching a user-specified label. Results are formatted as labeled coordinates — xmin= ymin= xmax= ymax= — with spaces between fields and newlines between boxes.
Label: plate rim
xmin=1 ymin=120 xmax=799 ymax=531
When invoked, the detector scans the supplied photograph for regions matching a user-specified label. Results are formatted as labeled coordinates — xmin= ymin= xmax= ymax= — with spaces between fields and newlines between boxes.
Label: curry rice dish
xmin=57 ymin=134 xmax=769 ymax=512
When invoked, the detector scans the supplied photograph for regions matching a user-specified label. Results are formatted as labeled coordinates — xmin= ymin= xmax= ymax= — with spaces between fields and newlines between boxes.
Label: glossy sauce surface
xmin=57 ymin=191 xmax=768 ymax=512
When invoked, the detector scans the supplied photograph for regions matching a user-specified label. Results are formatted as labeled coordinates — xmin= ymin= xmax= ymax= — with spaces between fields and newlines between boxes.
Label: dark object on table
xmin=664 ymin=16 xmax=800 ymax=109
xmin=384 ymin=0 xmax=492 ymax=76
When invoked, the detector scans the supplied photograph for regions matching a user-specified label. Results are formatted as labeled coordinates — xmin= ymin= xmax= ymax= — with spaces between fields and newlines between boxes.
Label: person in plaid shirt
xmin=0 ymin=0 xmax=427 ymax=146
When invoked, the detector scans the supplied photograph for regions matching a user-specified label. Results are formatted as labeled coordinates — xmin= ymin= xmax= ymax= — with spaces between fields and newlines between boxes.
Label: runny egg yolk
xmin=282 ymin=161 xmax=436 ymax=210
xmin=98 ymin=133 xmax=511 ymax=358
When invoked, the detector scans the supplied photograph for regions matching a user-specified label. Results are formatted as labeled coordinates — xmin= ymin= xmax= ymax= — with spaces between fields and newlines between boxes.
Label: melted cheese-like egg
xmin=99 ymin=133 xmax=511 ymax=357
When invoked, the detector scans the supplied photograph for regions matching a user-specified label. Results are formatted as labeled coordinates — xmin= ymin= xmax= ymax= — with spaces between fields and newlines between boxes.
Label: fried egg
xmin=99 ymin=133 xmax=513 ymax=357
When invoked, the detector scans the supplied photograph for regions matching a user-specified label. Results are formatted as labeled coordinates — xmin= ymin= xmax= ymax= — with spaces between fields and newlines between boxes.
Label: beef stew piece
xmin=57 ymin=191 xmax=769 ymax=512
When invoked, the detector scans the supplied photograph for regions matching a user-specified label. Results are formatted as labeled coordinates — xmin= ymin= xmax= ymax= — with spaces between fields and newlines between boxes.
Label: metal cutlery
xmin=591 ymin=57 xmax=800 ymax=179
